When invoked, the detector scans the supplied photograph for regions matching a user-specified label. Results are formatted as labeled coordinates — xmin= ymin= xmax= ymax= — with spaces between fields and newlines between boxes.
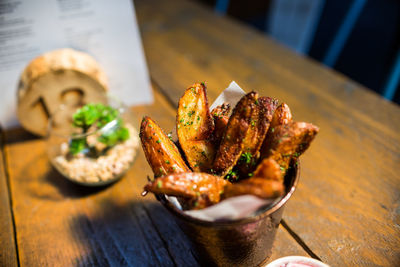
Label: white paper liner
xmin=166 ymin=81 xmax=280 ymax=222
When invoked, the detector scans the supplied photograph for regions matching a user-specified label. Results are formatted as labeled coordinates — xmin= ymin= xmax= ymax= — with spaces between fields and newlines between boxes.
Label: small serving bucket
xmin=158 ymin=162 xmax=300 ymax=267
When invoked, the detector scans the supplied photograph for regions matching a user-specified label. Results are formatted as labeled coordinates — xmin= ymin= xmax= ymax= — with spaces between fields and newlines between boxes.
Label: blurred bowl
xmin=265 ymin=256 xmax=330 ymax=267
xmin=158 ymin=161 xmax=300 ymax=267
xmin=46 ymin=95 xmax=139 ymax=186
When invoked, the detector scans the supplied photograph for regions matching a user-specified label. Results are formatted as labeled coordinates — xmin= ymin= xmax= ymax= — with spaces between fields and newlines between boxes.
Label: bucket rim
xmin=158 ymin=160 xmax=300 ymax=227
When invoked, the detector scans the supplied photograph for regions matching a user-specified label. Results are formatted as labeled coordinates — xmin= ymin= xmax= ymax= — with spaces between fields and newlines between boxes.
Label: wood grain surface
xmin=4 ymin=87 xmax=307 ymax=266
xmin=2 ymin=0 xmax=399 ymax=265
xmin=135 ymin=0 xmax=400 ymax=266
xmin=0 ymin=128 xmax=18 ymax=266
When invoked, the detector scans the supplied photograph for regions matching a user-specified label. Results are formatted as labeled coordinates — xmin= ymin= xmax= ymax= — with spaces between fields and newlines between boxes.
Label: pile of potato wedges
xmin=140 ymin=82 xmax=319 ymax=210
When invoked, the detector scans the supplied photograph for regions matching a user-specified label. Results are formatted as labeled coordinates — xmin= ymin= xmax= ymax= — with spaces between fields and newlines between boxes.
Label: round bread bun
xmin=17 ymin=48 xmax=108 ymax=136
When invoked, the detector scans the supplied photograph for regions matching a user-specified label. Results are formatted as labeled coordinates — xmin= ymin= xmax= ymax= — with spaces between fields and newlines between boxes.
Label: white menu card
xmin=0 ymin=0 xmax=153 ymax=127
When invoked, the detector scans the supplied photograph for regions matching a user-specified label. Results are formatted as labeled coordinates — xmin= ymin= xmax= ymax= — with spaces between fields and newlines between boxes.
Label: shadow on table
xmin=19 ymin=150 xmax=112 ymax=201
xmin=44 ymin=166 xmax=114 ymax=198
xmin=22 ymin=165 xmax=112 ymax=201
xmin=69 ymin=199 xmax=201 ymax=266
xmin=4 ymin=127 xmax=39 ymax=144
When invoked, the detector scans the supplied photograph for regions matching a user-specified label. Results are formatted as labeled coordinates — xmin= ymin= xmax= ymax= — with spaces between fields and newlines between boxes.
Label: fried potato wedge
xmin=211 ymin=103 xmax=231 ymax=147
xmin=181 ymin=140 xmax=215 ymax=171
xmin=271 ymin=103 xmax=292 ymax=127
xmin=236 ymin=96 xmax=278 ymax=176
xmin=213 ymin=92 xmax=259 ymax=176
xmin=140 ymin=116 xmax=190 ymax=177
xmin=222 ymin=177 xmax=284 ymax=199
xmin=260 ymin=103 xmax=292 ymax=156
xmin=259 ymin=122 xmax=319 ymax=175
xmin=144 ymin=172 xmax=229 ymax=209
xmin=177 ymin=83 xmax=215 ymax=172
xmin=253 ymin=158 xmax=283 ymax=182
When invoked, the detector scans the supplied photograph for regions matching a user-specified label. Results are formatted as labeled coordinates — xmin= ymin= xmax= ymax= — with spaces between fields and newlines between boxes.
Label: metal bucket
xmin=158 ymin=162 xmax=300 ymax=267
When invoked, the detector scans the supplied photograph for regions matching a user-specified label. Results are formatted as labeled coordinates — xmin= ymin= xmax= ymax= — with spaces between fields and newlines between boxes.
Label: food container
xmin=158 ymin=161 xmax=300 ymax=267
xmin=46 ymin=95 xmax=139 ymax=186
xmin=266 ymin=256 xmax=330 ymax=267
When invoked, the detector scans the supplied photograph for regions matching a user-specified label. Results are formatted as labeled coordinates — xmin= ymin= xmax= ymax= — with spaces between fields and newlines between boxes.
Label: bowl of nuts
xmin=46 ymin=96 xmax=139 ymax=186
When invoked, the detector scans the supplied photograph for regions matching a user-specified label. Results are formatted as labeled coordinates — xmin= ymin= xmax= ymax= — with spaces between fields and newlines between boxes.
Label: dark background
xmin=195 ymin=0 xmax=400 ymax=104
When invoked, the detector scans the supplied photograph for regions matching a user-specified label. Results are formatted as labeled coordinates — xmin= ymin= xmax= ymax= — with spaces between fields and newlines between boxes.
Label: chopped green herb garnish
xmin=157 ymin=181 xmax=162 ymax=188
xmin=240 ymin=152 xmax=252 ymax=164
xmin=156 ymin=139 xmax=161 ymax=144
xmin=225 ymin=168 xmax=239 ymax=182
xmin=167 ymin=132 xmax=173 ymax=141
xmin=165 ymin=160 xmax=170 ymax=164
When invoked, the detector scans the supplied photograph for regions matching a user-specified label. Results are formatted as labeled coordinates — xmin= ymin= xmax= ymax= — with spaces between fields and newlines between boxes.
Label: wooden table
xmin=1 ymin=0 xmax=400 ymax=266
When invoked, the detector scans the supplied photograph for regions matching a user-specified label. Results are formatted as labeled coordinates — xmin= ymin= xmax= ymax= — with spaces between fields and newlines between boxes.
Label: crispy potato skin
xmin=141 ymin=83 xmax=320 ymax=208
xmin=211 ymin=103 xmax=231 ymax=147
xmin=253 ymin=158 xmax=283 ymax=181
xmin=213 ymin=92 xmax=259 ymax=176
xmin=144 ymin=172 xmax=229 ymax=209
xmin=237 ymin=96 xmax=278 ymax=176
xmin=181 ymin=140 xmax=215 ymax=171
xmin=259 ymin=121 xmax=319 ymax=174
xmin=222 ymin=177 xmax=284 ymax=199
xmin=177 ymin=83 xmax=215 ymax=172
xmin=140 ymin=116 xmax=190 ymax=177
xmin=271 ymin=103 xmax=292 ymax=127
xmin=260 ymin=103 xmax=292 ymax=157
